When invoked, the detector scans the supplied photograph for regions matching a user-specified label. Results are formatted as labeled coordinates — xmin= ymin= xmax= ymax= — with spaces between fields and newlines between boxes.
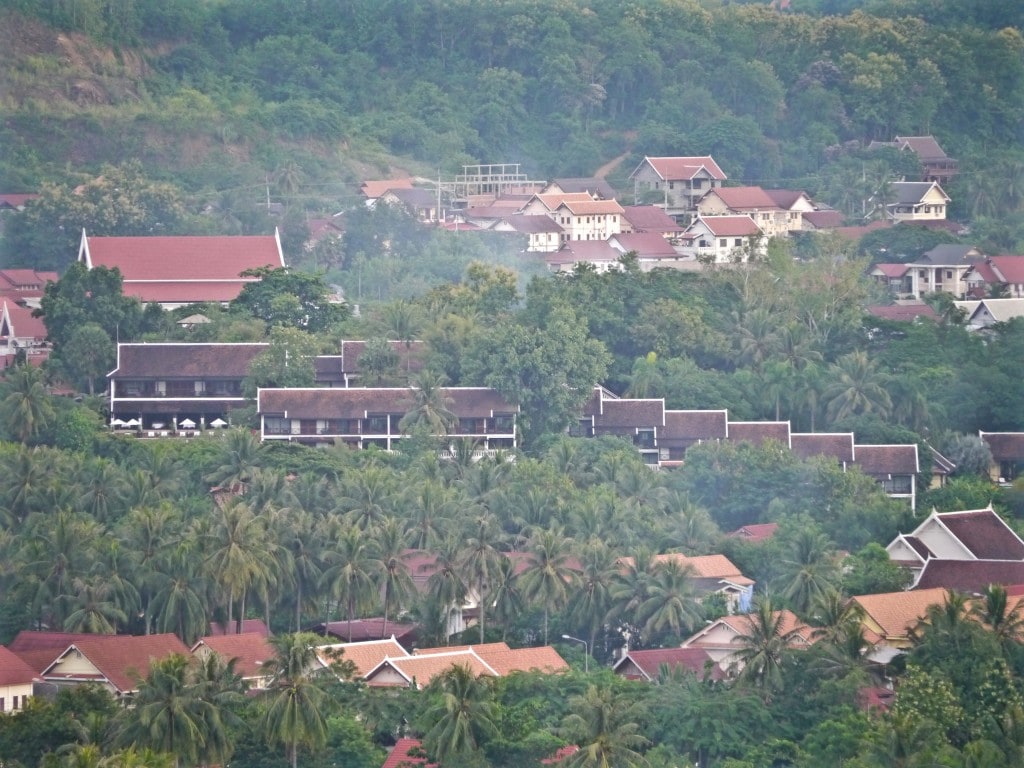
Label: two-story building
xmin=886 ymin=181 xmax=951 ymax=222
xmin=629 ymin=156 xmax=728 ymax=223
xmin=678 ymin=215 xmax=766 ymax=263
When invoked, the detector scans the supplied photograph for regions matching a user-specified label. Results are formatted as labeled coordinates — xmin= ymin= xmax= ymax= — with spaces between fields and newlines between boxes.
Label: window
xmin=881 ymin=475 xmax=913 ymax=494
xmin=735 ymin=238 xmax=743 ymax=247
xmin=0 ymin=697 xmax=4 ymax=712
xmin=699 ymin=239 xmax=710 ymax=248
xmin=12 ymin=696 xmax=19 ymax=710
xmin=946 ymin=270 xmax=953 ymax=279
xmin=264 ymin=417 xmax=289 ymax=435
xmin=364 ymin=415 xmax=388 ymax=433
xmin=719 ymin=239 xmax=727 ymax=248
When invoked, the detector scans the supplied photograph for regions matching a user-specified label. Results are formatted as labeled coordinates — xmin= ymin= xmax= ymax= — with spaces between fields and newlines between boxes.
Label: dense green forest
xmin=2 ymin=1 xmax=1024 ymax=766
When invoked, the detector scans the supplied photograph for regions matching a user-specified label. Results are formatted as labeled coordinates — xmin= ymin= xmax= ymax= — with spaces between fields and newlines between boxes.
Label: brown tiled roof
xmin=611 ymin=233 xmax=678 ymax=257
xmin=414 ymin=642 xmax=510 ymax=657
xmin=545 ymin=241 xmax=621 ymax=264
xmin=82 ymin=234 xmax=285 ymax=283
xmin=258 ymin=387 xmax=515 ymax=420
xmin=980 ymin=432 xmax=1024 ymax=461
xmin=620 ymin=206 xmax=685 ymax=234
xmin=853 ymin=444 xmax=919 ymax=475
xmin=727 ymin=421 xmax=790 ymax=446
xmin=790 ymin=433 xmax=855 ymax=463
xmin=903 ymin=535 xmax=934 ymax=559
xmin=717 ymin=610 xmax=816 ymax=645
xmin=867 ymin=304 xmax=939 ymax=322
xmin=871 ymin=263 xmax=911 ymax=278
xmin=381 ymin=738 xmax=434 ymax=768
xmin=851 ymin=587 xmax=948 ymax=639
xmin=696 ymin=215 xmax=761 ymax=237
xmin=368 ymin=651 xmax=497 ymax=688
xmin=594 ymin=399 xmax=665 ymax=428
xmin=191 ymin=633 xmax=274 ymax=679
xmin=637 ymin=156 xmax=728 ymax=181
xmin=313 ymin=619 xmax=419 ymax=645
xmin=763 ymin=189 xmax=811 ymax=209
xmin=915 ymin=561 xmax=1024 ymax=592
xmin=706 ymin=186 xmax=779 ymax=210
xmin=361 ymin=179 xmax=413 ymax=199
xmin=895 ymin=135 xmax=950 ymax=160
xmin=499 ymin=214 xmax=563 ymax=234
xmin=613 ymin=647 xmax=723 ymax=681
xmin=663 ymin=410 xmax=728 ymax=440
xmin=558 ymin=199 xmax=625 ymax=215
xmin=0 ymin=646 xmax=39 ymax=686
xmin=938 ymin=509 xmax=1024 ymax=560
xmin=647 ymin=553 xmax=748 ymax=581
xmin=546 ymin=178 xmax=618 ymax=199
xmin=317 ymin=638 xmax=409 ymax=678
xmin=43 ymin=634 xmax=189 ymax=694
xmin=111 ymin=343 xmax=266 ymax=378
xmin=727 ymin=523 xmax=779 ymax=542
xmin=532 ymin=192 xmax=595 ymax=211
xmin=802 ymin=210 xmax=845 ymax=229
xmin=832 ymin=220 xmax=892 ymax=240
xmin=476 ymin=646 xmax=569 ymax=675
xmin=208 ymin=619 xmax=270 ymax=636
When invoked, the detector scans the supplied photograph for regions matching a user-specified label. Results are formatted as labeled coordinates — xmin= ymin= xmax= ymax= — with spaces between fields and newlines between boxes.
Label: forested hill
xmin=1 ymin=0 xmax=1023 ymax=236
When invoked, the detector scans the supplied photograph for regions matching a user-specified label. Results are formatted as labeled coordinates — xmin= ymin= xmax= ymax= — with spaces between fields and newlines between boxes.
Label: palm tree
xmin=519 ymin=527 xmax=580 ymax=645
xmin=0 ymin=364 xmax=54 ymax=443
xmin=23 ymin=508 xmax=100 ymax=629
xmin=399 ymin=370 xmax=457 ymax=435
xmin=149 ymin=544 xmax=209 ymax=645
xmin=203 ymin=428 xmax=262 ymax=492
xmin=63 ymin=576 xmax=128 ymax=634
xmin=420 ymin=664 xmax=498 ymax=765
xmin=113 ymin=653 xmax=230 ymax=768
xmin=639 ymin=558 xmax=703 ymax=642
xmin=0 ymin=444 xmax=49 ymax=524
xmin=424 ymin=535 xmax=468 ymax=645
xmin=488 ymin=556 xmax=524 ymax=642
xmin=261 ymin=632 xmax=332 ymax=768
xmin=608 ymin=549 xmax=658 ymax=640
xmin=559 ymin=684 xmax=649 ymax=768
xmin=566 ymin=541 xmax=618 ymax=655
xmin=731 ymin=597 xmax=801 ymax=699
xmin=321 ymin=526 xmax=380 ymax=641
xmin=777 ymin=528 xmax=840 ymax=617
xmin=460 ymin=515 xmax=504 ymax=643
xmin=823 ymin=350 xmax=893 ymax=424
xmin=200 ymin=498 xmax=273 ymax=632
xmin=276 ymin=506 xmax=324 ymax=633
xmin=336 ymin=463 xmax=395 ymax=531
xmin=372 ymin=516 xmax=414 ymax=639
xmin=972 ymin=584 xmax=1024 ymax=647
xmin=404 ymin=479 xmax=454 ymax=549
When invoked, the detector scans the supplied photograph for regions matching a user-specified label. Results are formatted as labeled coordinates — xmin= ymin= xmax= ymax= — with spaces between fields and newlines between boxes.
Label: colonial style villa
xmin=629 ymin=156 xmax=728 ymax=222
xmin=964 ymin=255 xmax=1024 ymax=298
xmin=678 ymin=215 xmax=766 ymax=263
xmin=885 ymin=181 xmax=950 ymax=222
xmin=256 ymin=387 xmax=518 ymax=451
xmin=78 ymin=229 xmax=286 ymax=309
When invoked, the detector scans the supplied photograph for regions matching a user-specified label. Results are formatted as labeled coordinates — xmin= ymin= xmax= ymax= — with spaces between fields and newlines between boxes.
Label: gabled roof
xmin=802 ymin=210 xmax=845 ymax=229
xmin=763 ymin=189 xmax=813 ymax=210
xmin=79 ymin=232 xmax=286 ymax=284
xmin=790 ymin=433 xmax=855 ymax=463
xmin=544 ymin=178 xmax=618 ymax=200
xmin=631 ymin=156 xmax=727 ymax=182
xmin=890 ymin=181 xmax=950 ymax=205
xmin=871 ymin=263 xmax=911 ymax=278
xmin=852 ymin=444 xmax=919 ymax=475
xmin=936 ymin=508 xmax=1024 ymax=560
xmin=8 ymin=631 xmax=98 ymax=674
xmin=620 ymin=205 xmax=685 ymax=234
xmin=979 ymin=432 xmax=1024 ymax=462
xmin=109 ymin=343 xmax=267 ymax=379
xmin=545 ymin=241 xmax=621 ymax=265
xmin=647 ymin=553 xmax=751 ymax=582
xmin=365 ymin=650 xmax=497 ymax=688
xmin=986 ymin=255 xmax=1024 ymax=284
xmin=0 ymin=300 xmax=48 ymax=341
xmin=318 ymin=637 xmax=410 ymax=678
xmin=496 ymin=214 xmax=563 ymax=234
xmin=894 ymin=135 xmax=951 ymax=161
xmin=382 ymin=187 xmax=437 ymax=208
xmin=682 ymin=609 xmax=815 ymax=649
xmin=0 ymin=269 xmax=57 ymax=291
xmin=918 ymin=244 xmax=983 ymax=265
xmin=689 ymin=215 xmax=762 ymax=238
xmin=311 ymin=619 xmax=419 ymax=645
xmin=556 ymin=198 xmax=625 ymax=216
xmin=191 ymin=632 xmax=274 ymax=680
xmin=612 ymin=647 xmax=723 ymax=681
xmin=727 ymin=421 xmax=790 ymax=447
xmin=361 ymin=179 xmax=414 ymax=199
xmin=381 ymin=738 xmax=434 ymax=768
xmin=914 ymin=560 xmax=1024 ymax=592
xmin=413 ymin=642 xmax=567 ymax=676
xmin=42 ymin=634 xmax=189 ymax=694
xmin=969 ymin=298 xmax=1024 ymax=323
xmin=850 ymin=587 xmax=948 ymax=640
xmin=0 ymin=646 xmax=40 ymax=686
xmin=528 ymin=192 xmax=595 ymax=212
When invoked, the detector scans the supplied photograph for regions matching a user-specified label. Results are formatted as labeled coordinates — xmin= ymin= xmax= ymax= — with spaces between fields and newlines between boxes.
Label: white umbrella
xmin=110 ymin=418 xmax=126 ymax=427
xmin=125 ymin=418 xmax=141 ymax=427
xmin=180 ymin=418 xmax=197 ymax=429
xmin=210 ymin=418 xmax=228 ymax=428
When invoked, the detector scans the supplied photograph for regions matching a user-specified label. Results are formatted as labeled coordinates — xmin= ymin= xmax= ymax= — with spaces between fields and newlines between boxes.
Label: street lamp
xmin=561 ymin=634 xmax=589 ymax=673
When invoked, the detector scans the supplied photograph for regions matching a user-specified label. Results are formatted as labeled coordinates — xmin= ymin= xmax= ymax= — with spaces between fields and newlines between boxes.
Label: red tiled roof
xmin=867 ymin=304 xmax=939 ymax=322
xmin=208 ymin=619 xmax=270 ymax=637
xmin=620 ymin=206 xmax=685 ymax=233
xmin=111 ymin=343 xmax=266 ymax=379
xmin=81 ymin=234 xmax=285 ymax=285
xmin=318 ymin=637 xmax=410 ymax=678
xmin=790 ymin=433 xmax=855 ymax=463
xmin=695 ymin=215 xmax=761 ymax=237
xmin=546 ymin=241 xmax=621 ymax=264
xmin=0 ymin=269 xmax=57 ymax=290
xmin=706 ymin=186 xmax=779 ymax=210
xmin=872 ymin=263 xmax=911 ymax=278
xmin=853 ymin=444 xmax=919 ymax=475
xmin=727 ymin=523 xmax=780 ymax=543
xmin=381 ymin=738 xmax=434 ymax=768
xmin=0 ymin=646 xmax=39 ymax=686
xmin=9 ymin=631 xmax=97 ymax=653
xmin=43 ymin=634 xmax=189 ymax=694
xmin=613 ymin=647 xmax=724 ymax=681
xmin=1 ymin=300 xmax=48 ymax=341
xmin=988 ymin=255 xmax=1024 ymax=284
xmin=832 ymin=220 xmax=892 ymax=240
xmin=191 ymin=633 xmax=274 ymax=679
xmin=314 ymin=619 xmax=419 ymax=645
xmin=0 ymin=194 xmax=38 ymax=208
xmin=638 ymin=156 xmax=727 ymax=181
xmin=728 ymin=421 xmax=790 ymax=446
xmin=802 ymin=210 xmax=846 ymax=229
